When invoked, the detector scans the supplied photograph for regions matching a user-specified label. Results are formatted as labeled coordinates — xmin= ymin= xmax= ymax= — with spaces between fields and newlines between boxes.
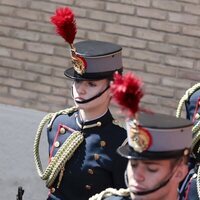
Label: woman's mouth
xmin=75 ymin=97 xmax=85 ymax=101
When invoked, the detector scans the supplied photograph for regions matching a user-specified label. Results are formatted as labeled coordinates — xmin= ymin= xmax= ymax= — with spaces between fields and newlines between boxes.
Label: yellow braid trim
xmin=89 ymin=188 xmax=130 ymax=200
xmin=176 ymin=83 xmax=200 ymax=118
xmin=33 ymin=106 xmax=84 ymax=188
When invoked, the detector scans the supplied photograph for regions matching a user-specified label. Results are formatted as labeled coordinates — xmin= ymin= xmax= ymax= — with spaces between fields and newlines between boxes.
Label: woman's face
xmin=127 ymin=159 xmax=182 ymax=200
xmin=72 ymin=79 xmax=111 ymax=112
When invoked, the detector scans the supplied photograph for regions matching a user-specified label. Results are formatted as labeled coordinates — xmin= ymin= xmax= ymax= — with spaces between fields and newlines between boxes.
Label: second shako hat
xmin=51 ymin=7 xmax=123 ymax=80
xmin=109 ymin=72 xmax=193 ymax=160
xmin=118 ymin=112 xmax=193 ymax=160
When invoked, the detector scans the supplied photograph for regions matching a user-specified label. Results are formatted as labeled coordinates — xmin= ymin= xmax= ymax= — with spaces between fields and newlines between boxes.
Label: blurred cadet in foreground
xmin=90 ymin=72 xmax=193 ymax=200
xmin=176 ymin=83 xmax=200 ymax=200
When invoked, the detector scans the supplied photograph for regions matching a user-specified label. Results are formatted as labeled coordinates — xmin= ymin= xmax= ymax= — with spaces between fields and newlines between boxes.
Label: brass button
xmin=97 ymin=122 xmax=101 ymax=126
xmin=94 ymin=153 xmax=100 ymax=160
xmin=60 ymin=127 xmax=66 ymax=134
xmin=50 ymin=187 xmax=55 ymax=193
xmin=85 ymin=185 xmax=91 ymax=190
xmin=88 ymin=168 xmax=94 ymax=175
xmin=54 ymin=141 xmax=60 ymax=148
xmin=100 ymin=141 xmax=106 ymax=147
xmin=184 ymin=148 xmax=190 ymax=156
xmin=112 ymin=119 xmax=119 ymax=125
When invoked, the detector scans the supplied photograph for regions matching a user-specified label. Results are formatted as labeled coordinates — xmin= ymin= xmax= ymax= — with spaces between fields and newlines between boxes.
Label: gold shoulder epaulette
xmin=47 ymin=106 xmax=78 ymax=129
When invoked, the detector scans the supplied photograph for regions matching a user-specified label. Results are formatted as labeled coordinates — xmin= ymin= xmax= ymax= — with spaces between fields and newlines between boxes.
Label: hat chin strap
xmin=131 ymin=166 xmax=178 ymax=196
xmin=72 ymin=85 xmax=110 ymax=104
xmin=132 ymin=175 xmax=171 ymax=196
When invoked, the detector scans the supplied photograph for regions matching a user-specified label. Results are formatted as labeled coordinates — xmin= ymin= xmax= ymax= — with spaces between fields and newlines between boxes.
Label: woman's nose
xmin=75 ymin=82 xmax=87 ymax=94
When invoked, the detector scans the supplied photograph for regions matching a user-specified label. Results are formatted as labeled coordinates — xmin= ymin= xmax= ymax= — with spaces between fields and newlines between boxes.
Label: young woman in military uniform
xmin=33 ymin=7 xmax=127 ymax=200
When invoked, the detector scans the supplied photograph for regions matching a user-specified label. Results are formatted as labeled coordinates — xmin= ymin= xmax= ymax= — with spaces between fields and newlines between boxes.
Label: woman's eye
xmin=88 ymin=82 xmax=96 ymax=87
xmin=131 ymin=163 xmax=137 ymax=168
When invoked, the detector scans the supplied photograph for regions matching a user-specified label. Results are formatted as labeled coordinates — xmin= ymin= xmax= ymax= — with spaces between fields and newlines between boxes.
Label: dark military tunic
xmin=47 ymin=109 xmax=127 ymax=200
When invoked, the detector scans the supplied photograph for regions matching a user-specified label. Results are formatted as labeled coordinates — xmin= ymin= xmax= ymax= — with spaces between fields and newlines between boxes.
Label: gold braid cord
xmin=89 ymin=188 xmax=130 ymax=200
xmin=33 ymin=107 xmax=84 ymax=188
xmin=176 ymin=83 xmax=200 ymax=198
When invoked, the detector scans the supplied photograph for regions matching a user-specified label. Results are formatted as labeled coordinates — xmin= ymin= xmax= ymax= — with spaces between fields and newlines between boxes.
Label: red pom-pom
xmin=110 ymin=72 xmax=143 ymax=117
xmin=51 ymin=7 xmax=77 ymax=44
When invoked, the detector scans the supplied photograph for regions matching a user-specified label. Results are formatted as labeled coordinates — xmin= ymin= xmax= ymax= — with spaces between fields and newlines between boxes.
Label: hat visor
xmin=117 ymin=144 xmax=186 ymax=160
xmin=64 ymin=67 xmax=122 ymax=80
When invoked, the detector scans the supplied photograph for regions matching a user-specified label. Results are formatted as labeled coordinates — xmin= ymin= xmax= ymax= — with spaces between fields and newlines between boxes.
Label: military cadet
xmin=89 ymin=112 xmax=193 ymax=200
xmin=33 ymin=7 xmax=127 ymax=200
xmin=88 ymin=72 xmax=194 ymax=200
xmin=176 ymin=83 xmax=200 ymax=200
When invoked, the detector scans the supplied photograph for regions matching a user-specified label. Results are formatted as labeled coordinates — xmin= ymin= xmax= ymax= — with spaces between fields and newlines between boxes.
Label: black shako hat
xmin=118 ymin=112 xmax=193 ymax=160
xmin=64 ymin=40 xmax=123 ymax=80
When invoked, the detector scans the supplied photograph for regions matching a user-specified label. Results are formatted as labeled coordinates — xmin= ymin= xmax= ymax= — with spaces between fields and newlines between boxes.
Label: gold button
xmin=100 ymin=141 xmax=106 ymax=147
xmin=94 ymin=154 xmax=100 ymax=160
xmin=85 ymin=185 xmax=91 ymax=190
xmin=54 ymin=141 xmax=60 ymax=148
xmin=112 ymin=119 xmax=119 ymax=125
xmin=97 ymin=122 xmax=101 ymax=126
xmin=184 ymin=148 xmax=190 ymax=156
xmin=88 ymin=169 xmax=94 ymax=175
xmin=50 ymin=187 xmax=55 ymax=193
xmin=60 ymin=127 xmax=66 ymax=134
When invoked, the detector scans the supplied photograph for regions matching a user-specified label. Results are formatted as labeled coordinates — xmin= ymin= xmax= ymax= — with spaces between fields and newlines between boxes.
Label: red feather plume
xmin=51 ymin=7 xmax=77 ymax=44
xmin=110 ymin=72 xmax=144 ymax=117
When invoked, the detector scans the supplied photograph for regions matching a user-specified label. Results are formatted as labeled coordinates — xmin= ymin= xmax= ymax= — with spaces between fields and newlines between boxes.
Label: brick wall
xmin=0 ymin=0 xmax=200 ymax=116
